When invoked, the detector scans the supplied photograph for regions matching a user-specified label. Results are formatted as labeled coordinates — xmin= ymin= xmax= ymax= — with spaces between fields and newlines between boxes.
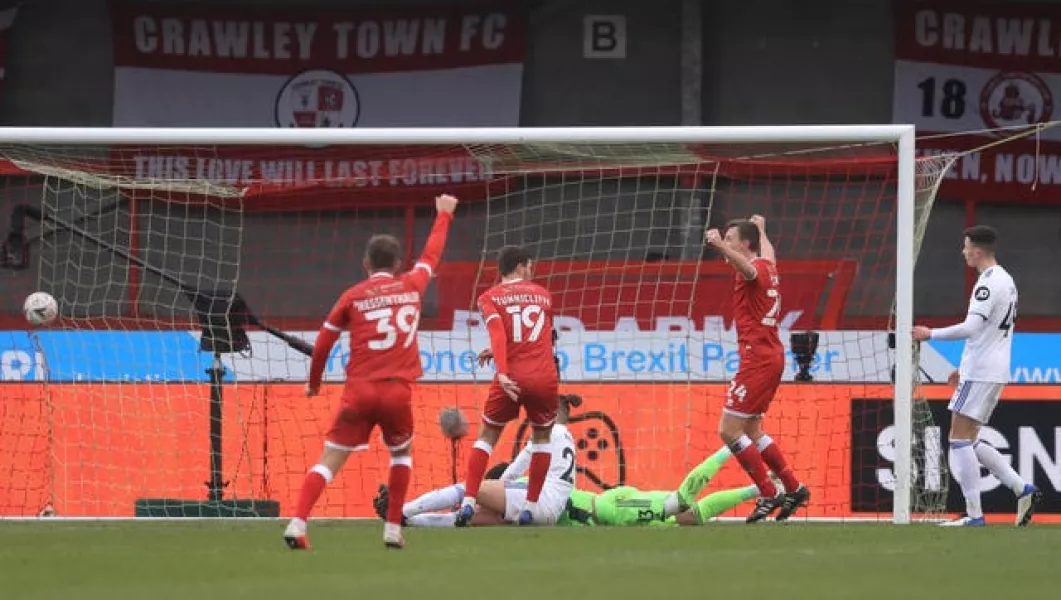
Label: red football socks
xmin=735 ymin=444 xmax=778 ymax=498
xmin=462 ymin=441 xmax=493 ymax=501
xmin=526 ymin=447 xmax=551 ymax=502
xmin=386 ymin=461 xmax=412 ymax=525
xmin=759 ymin=438 xmax=800 ymax=493
xmin=295 ymin=467 xmax=329 ymax=521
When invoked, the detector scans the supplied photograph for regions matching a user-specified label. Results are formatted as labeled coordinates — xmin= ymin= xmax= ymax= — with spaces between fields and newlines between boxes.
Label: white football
xmin=23 ymin=292 xmax=58 ymax=326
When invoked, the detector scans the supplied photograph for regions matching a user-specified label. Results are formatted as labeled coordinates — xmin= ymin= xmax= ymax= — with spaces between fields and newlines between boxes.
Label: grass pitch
xmin=1 ymin=521 xmax=1055 ymax=600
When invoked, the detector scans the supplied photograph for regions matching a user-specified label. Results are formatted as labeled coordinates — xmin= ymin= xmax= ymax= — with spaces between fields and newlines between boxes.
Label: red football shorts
xmin=723 ymin=354 xmax=784 ymax=418
xmin=326 ymin=379 xmax=414 ymax=452
xmin=483 ymin=376 xmax=558 ymax=428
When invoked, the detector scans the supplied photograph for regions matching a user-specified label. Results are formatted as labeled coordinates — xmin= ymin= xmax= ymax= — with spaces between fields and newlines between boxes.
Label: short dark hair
xmin=724 ymin=219 xmax=761 ymax=253
xmin=365 ymin=234 xmax=401 ymax=271
xmin=485 ymin=462 xmax=510 ymax=480
xmin=497 ymin=245 xmax=532 ymax=276
xmin=964 ymin=225 xmax=997 ymax=253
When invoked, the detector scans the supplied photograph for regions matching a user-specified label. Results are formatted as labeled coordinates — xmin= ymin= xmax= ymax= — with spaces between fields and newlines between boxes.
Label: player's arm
xmin=912 ymin=284 xmax=992 ymax=342
xmin=478 ymin=296 xmax=509 ymax=374
xmin=499 ymin=445 xmax=532 ymax=481
xmin=704 ymin=228 xmax=757 ymax=280
xmin=925 ymin=314 xmax=988 ymax=341
xmin=406 ymin=194 xmax=458 ymax=291
xmin=479 ymin=294 xmax=519 ymax=398
xmin=307 ymin=292 xmax=350 ymax=395
xmin=750 ymin=214 xmax=776 ymax=263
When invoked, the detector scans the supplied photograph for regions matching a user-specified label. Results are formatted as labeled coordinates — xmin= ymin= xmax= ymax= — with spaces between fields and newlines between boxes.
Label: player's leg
xmin=676 ymin=485 xmax=759 ymax=526
xmin=943 ymin=413 xmax=986 ymax=526
xmin=958 ymin=383 xmax=1042 ymax=526
xmin=745 ymin=416 xmax=810 ymax=522
xmin=285 ymin=385 xmax=372 ymax=550
xmin=943 ymin=381 xmax=1038 ymax=527
xmin=719 ymin=410 xmax=780 ymax=521
xmin=519 ymin=381 xmax=560 ymax=525
xmin=405 ymin=504 xmax=506 ymax=528
xmin=399 ymin=483 xmax=465 ymax=518
xmin=480 ymin=478 xmax=529 ymax=524
xmin=387 ymin=462 xmax=509 ymax=521
xmin=741 ymin=359 xmax=808 ymax=521
xmin=675 ymin=445 xmax=733 ymax=511
xmin=455 ymin=385 xmax=515 ymax=526
xmin=718 ymin=371 xmax=781 ymax=523
xmin=378 ymin=381 xmax=416 ymax=548
xmin=942 ymin=381 xmax=995 ymax=527
xmin=975 ymin=437 xmax=1042 ymax=526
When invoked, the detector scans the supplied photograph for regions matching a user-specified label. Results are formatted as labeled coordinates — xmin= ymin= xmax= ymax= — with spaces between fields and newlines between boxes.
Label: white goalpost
xmin=0 ymin=125 xmax=947 ymax=525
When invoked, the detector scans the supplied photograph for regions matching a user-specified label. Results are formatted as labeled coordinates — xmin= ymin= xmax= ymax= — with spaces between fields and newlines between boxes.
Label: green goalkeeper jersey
xmin=557 ymin=487 xmax=677 ymax=527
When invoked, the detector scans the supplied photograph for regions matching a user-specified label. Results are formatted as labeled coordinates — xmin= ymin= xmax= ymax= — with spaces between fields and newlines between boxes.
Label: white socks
xmin=949 ymin=440 xmax=983 ymax=519
xmin=973 ymin=440 xmax=1027 ymax=495
xmin=406 ymin=512 xmax=457 ymax=527
xmin=403 ymin=484 xmax=465 ymax=518
xmin=663 ymin=492 xmax=682 ymax=517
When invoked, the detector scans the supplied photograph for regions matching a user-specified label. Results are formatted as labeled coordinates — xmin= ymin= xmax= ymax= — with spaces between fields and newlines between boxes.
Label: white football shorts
xmin=948 ymin=380 xmax=1004 ymax=424
xmin=502 ymin=480 xmax=569 ymax=526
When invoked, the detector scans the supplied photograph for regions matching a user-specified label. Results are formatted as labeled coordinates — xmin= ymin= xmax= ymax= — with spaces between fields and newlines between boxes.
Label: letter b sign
xmin=583 ymin=15 xmax=627 ymax=59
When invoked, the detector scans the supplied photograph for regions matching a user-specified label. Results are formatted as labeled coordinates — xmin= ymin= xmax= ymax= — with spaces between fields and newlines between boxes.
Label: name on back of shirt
xmin=354 ymin=292 xmax=421 ymax=312
xmin=491 ymin=294 xmax=551 ymax=306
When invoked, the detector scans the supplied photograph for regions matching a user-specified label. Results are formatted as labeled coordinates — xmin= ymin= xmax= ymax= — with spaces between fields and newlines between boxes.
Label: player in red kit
xmin=283 ymin=194 xmax=458 ymax=550
xmin=455 ymin=245 xmax=559 ymax=527
xmin=703 ymin=215 xmax=810 ymax=523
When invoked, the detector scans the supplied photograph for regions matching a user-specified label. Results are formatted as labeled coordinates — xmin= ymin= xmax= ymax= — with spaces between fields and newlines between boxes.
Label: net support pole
xmin=893 ymin=125 xmax=917 ymax=525
xmin=206 ymin=352 xmax=227 ymax=503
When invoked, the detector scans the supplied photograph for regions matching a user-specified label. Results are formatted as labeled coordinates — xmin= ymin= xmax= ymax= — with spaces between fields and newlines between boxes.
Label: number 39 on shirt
xmin=366 ymin=305 xmax=421 ymax=350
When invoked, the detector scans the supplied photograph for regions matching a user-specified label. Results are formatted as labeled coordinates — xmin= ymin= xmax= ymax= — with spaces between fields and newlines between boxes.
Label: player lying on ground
xmin=457 ymin=245 xmax=560 ymax=526
xmin=375 ymin=395 xmax=580 ymax=527
xmin=913 ymin=225 xmax=1042 ymax=527
xmin=538 ymin=445 xmax=757 ymax=527
xmin=283 ymin=194 xmax=458 ymax=550
xmin=380 ymin=445 xmax=756 ymax=528
xmin=704 ymin=215 xmax=809 ymax=523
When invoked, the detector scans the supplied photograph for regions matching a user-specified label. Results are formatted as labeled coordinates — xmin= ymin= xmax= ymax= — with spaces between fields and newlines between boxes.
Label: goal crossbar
xmin=0 ymin=125 xmax=915 ymax=146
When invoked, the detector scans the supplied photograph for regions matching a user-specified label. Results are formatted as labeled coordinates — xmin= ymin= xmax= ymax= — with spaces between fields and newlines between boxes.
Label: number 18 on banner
xmin=895 ymin=63 xmax=1055 ymax=135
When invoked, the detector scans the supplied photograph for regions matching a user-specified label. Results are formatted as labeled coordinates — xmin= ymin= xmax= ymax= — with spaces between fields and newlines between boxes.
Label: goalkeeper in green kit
xmin=387 ymin=444 xmax=756 ymax=529
xmin=557 ymin=446 xmax=758 ymax=527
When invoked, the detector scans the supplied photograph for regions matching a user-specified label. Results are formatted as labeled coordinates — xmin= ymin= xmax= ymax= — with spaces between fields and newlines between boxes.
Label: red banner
xmin=4 ymin=382 xmax=1058 ymax=521
xmin=895 ymin=1 xmax=1061 ymax=203
xmin=429 ymin=260 xmax=858 ymax=332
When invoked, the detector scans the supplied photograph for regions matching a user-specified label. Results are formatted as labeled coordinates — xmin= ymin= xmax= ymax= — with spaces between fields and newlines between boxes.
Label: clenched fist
xmin=436 ymin=194 xmax=459 ymax=214
xmin=704 ymin=228 xmax=723 ymax=247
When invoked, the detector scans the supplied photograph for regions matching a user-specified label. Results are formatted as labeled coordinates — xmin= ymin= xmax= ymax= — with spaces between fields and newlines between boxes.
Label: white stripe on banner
xmin=113 ymin=64 xmax=523 ymax=127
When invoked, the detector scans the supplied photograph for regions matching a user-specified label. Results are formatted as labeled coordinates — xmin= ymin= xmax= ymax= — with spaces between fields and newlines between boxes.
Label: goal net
xmin=0 ymin=127 xmax=953 ymax=522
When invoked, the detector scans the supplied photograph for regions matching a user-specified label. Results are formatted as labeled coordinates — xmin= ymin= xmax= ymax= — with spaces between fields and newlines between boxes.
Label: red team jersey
xmin=726 ymin=257 xmax=785 ymax=417
xmin=477 ymin=279 xmax=559 ymax=426
xmin=308 ymin=211 xmax=452 ymax=387
xmin=322 ymin=272 xmax=429 ymax=381
xmin=306 ymin=212 xmax=452 ymax=451
xmin=477 ymin=279 xmax=557 ymax=381
xmin=733 ymin=258 xmax=784 ymax=358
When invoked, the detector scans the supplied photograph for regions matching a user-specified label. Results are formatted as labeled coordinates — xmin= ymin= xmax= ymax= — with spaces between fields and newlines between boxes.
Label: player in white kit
xmin=913 ymin=225 xmax=1042 ymax=527
xmin=373 ymin=395 xmax=580 ymax=527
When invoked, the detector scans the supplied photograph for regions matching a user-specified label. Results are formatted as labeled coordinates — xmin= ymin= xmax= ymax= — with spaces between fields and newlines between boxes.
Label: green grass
xmin=1 ymin=521 xmax=1056 ymax=599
